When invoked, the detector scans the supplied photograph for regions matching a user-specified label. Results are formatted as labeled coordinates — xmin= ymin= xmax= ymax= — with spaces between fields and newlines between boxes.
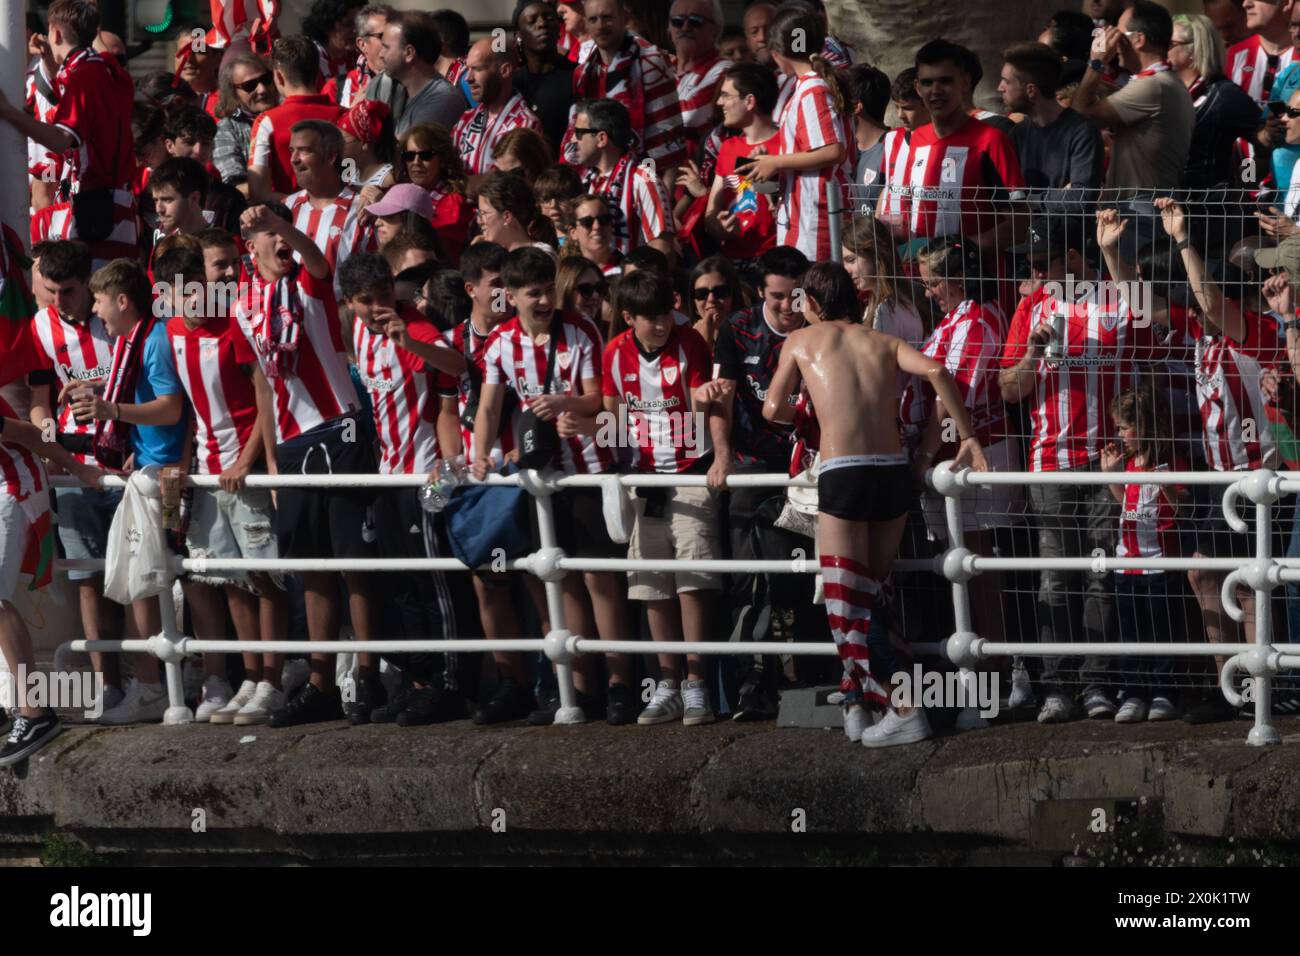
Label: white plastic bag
xmin=601 ymin=474 xmax=635 ymax=544
xmin=104 ymin=469 xmax=169 ymax=604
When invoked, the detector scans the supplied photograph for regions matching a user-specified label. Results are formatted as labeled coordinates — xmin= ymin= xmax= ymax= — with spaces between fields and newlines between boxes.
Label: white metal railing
xmin=46 ymin=463 xmax=1300 ymax=744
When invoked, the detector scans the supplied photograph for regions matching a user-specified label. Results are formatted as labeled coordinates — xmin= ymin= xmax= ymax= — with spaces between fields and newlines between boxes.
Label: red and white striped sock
xmin=820 ymin=554 xmax=889 ymax=709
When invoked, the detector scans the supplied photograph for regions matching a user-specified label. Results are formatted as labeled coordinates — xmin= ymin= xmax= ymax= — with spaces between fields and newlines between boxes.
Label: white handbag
xmin=104 ymin=469 xmax=170 ymax=604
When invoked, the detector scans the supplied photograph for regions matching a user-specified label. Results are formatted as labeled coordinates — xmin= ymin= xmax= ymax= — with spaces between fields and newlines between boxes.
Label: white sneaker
xmin=1037 ymin=693 xmax=1073 ymax=724
xmin=1007 ymin=658 xmax=1035 ymax=710
xmin=1148 ymin=696 xmax=1178 ymax=721
xmin=843 ymin=705 xmax=869 ymax=741
xmin=282 ymin=659 xmax=311 ymax=697
xmin=195 ymin=676 xmax=235 ymax=722
xmin=681 ymin=679 xmax=714 ymax=726
xmin=98 ymin=684 xmax=125 ymax=713
xmin=1115 ymin=697 xmax=1148 ymax=723
xmin=98 ymin=679 xmax=169 ymax=725
xmin=233 ymin=681 xmax=285 ymax=726
xmin=954 ymin=707 xmax=990 ymax=731
xmin=209 ymin=680 xmax=257 ymax=725
xmin=637 ymin=680 xmax=683 ymax=725
xmin=861 ymin=708 xmax=933 ymax=748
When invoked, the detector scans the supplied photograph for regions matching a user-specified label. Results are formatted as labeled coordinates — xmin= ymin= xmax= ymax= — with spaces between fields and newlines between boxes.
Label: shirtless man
xmin=758 ymin=262 xmax=987 ymax=747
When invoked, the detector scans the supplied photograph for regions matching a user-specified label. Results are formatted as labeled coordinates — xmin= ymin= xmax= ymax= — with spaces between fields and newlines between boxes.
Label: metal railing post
xmin=931 ymin=463 xmax=984 ymax=694
xmin=827 ymin=180 xmax=843 ymax=264
xmin=157 ymin=576 xmax=194 ymax=725
xmin=524 ymin=472 xmax=584 ymax=725
xmin=1248 ymin=497 xmax=1281 ymax=745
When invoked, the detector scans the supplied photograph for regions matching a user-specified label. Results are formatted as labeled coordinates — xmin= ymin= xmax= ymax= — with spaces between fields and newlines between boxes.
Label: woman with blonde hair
xmin=1170 ymin=13 xmax=1260 ymax=190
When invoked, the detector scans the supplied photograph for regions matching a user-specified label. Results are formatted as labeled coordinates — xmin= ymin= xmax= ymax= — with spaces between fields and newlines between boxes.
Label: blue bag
xmin=443 ymin=464 xmax=530 ymax=569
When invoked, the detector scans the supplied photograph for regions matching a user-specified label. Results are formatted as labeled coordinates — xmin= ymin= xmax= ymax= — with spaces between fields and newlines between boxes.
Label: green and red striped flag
xmin=21 ymin=510 xmax=54 ymax=591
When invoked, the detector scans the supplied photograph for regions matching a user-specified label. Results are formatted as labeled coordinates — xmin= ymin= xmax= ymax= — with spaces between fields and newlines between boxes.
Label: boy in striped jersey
xmin=602 ymin=270 xmax=728 ymax=726
xmin=158 ymin=237 xmax=290 ymax=726
xmin=339 ymin=253 xmax=469 ymax=725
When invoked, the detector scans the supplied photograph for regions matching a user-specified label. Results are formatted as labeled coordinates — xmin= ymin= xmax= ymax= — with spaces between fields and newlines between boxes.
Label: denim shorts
xmin=54 ymin=485 xmax=124 ymax=582
xmin=186 ymin=487 xmax=279 ymax=588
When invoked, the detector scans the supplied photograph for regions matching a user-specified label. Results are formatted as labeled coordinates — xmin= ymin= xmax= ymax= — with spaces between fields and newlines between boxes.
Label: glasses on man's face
xmin=576 ymin=281 xmax=607 ymax=297
xmin=235 ymin=73 xmax=273 ymax=94
xmin=360 ymin=31 xmax=384 ymax=40
xmin=572 ymin=127 xmax=599 ymax=138
xmin=671 ymin=14 xmax=713 ymax=29
xmin=576 ymin=214 xmax=613 ymax=229
xmin=402 ymin=149 xmax=435 ymax=162
xmin=693 ymin=284 xmax=730 ymax=301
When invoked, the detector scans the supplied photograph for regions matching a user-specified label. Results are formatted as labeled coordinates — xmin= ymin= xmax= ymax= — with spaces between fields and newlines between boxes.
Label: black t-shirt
xmin=514 ymin=59 xmax=578 ymax=156
xmin=715 ymin=306 xmax=798 ymax=469
xmin=1010 ymin=106 xmax=1104 ymax=194
xmin=1183 ymin=75 xmax=1261 ymax=190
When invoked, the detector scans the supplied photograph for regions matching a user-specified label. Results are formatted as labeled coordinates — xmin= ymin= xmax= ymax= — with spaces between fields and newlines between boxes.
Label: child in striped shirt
xmin=1101 ymin=386 xmax=1188 ymax=724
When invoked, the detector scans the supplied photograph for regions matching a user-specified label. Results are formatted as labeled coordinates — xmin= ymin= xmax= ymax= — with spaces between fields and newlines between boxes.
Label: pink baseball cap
xmin=364 ymin=184 xmax=434 ymax=222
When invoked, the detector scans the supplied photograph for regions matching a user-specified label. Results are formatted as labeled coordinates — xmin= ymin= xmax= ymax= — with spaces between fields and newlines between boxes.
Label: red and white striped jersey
xmin=1000 ymin=285 xmax=1156 ymax=472
xmin=206 ymin=0 xmax=279 ymax=50
xmin=29 ymin=308 xmax=115 ymax=465
xmin=285 ymin=185 xmax=377 ymax=296
xmin=482 ymin=312 xmax=614 ymax=475
xmin=0 ymin=394 xmax=47 ymax=503
xmin=875 ymin=127 xmax=913 ymax=220
xmin=443 ymin=318 xmax=513 ymax=465
xmin=901 ymin=299 xmax=1007 ymax=447
xmin=676 ymin=54 xmax=733 ymax=137
xmin=1170 ymin=308 xmax=1284 ymax=471
xmin=451 ymin=94 xmax=543 ymax=175
xmin=903 ymin=117 xmax=1025 ymax=240
xmin=1116 ymin=459 xmax=1183 ymax=574
xmin=582 ymin=155 xmax=673 ymax=254
xmin=26 ymin=57 xmax=64 ymax=189
xmin=30 ymin=191 xmax=139 ymax=269
xmin=166 ymin=315 xmax=260 ymax=476
xmin=353 ymin=309 xmax=445 ymax=475
xmin=602 ymin=324 xmax=712 ymax=474
xmin=233 ymin=266 xmax=359 ymax=445
xmin=1226 ymin=35 xmax=1297 ymax=106
xmin=558 ymin=28 xmax=582 ymax=63
xmin=335 ymin=61 xmax=373 ymax=109
xmin=775 ymin=72 xmax=847 ymax=262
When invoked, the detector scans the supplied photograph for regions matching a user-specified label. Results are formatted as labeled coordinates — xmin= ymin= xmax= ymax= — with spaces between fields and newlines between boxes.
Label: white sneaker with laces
xmin=1115 ymin=697 xmax=1148 ymax=723
xmin=209 ymin=680 xmax=257 ymax=725
xmin=681 ymin=679 xmax=714 ymax=726
xmin=1147 ymin=696 xmax=1178 ymax=721
xmin=1037 ymin=694 xmax=1073 ymax=724
xmin=637 ymin=680 xmax=683 ymax=725
xmin=843 ymin=705 xmax=869 ymax=740
xmin=98 ymin=679 xmax=169 ymax=725
xmin=233 ymin=681 xmax=285 ymax=726
xmin=861 ymin=708 xmax=933 ymax=748
xmin=195 ymin=676 xmax=235 ymax=722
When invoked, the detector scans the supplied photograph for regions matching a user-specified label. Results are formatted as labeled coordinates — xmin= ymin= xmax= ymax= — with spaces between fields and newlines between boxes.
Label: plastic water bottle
xmin=420 ymin=455 xmax=468 ymax=513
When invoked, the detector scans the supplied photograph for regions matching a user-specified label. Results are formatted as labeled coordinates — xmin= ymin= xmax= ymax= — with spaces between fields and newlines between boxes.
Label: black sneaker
xmin=1182 ymin=696 xmax=1238 ymax=725
xmin=471 ymin=677 xmax=534 ymax=725
xmin=370 ymin=683 xmax=416 ymax=724
xmin=269 ymin=682 xmax=345 ymax=728
xmin=398 ymin=686 xmax=468 ymax=726
xmin=527 ymin=688 xmax=561 ymax=726
xmin=0 ymin=710 xmax=62 ymax=768
xmin=346 ymin=674 xmax=387 ymax=726
xmin=733 ymin=684 xmax=777 ymax=722
xmin=606 ymin=682 xmax=640 ymax=725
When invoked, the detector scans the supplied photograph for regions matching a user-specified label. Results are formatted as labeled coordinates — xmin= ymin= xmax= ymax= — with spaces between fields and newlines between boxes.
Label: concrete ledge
xmin=4 ymin=717 xmax=1300 ymax=862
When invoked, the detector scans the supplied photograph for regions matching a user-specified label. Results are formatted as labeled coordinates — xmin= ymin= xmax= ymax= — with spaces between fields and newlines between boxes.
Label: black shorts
xmin=1189 ymin=482 xmax=1290 ymax=560
xmin=274 ymin=416 xmax=379 ymax=561
xmin=817 ymin=455 xmax=919 ymax=523
xmin=528 ymin=485 xmax=625 ymax=560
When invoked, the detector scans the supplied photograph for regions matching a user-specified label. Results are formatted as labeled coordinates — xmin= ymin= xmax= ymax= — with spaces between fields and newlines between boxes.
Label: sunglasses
xmin=670 ymin=14 xmax=713 ymax=29
xmin=234 ymin=72 xmax=273 ymax=94
xmin=360 ymin=31 xmax=384 ymax=40
xmin=402 ymin=149 xmax=436 ymax=162
xmin=572 ymin=127 xmax=600 ymax=138
xmin=1285 ymin=106 xmax=1300 ymax=118
xmin=576 ymin=281 xmax=607 ymax=296
xmin=576 ymin=214 xmax=613 ymax=228
xmin=693 ymin=284 xmax=731 ymax=301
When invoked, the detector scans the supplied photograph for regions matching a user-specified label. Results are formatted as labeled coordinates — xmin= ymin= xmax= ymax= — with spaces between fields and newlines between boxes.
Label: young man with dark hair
xmin=163 ymin=106 xmax=219 ymax=166
xmin=150 ymin=157 xmax=213 ymax=242
xmin=846 ymin=63 xmax=893 ymax=203
xmin=339 ymin=251 xmax=468 ymax=725
xmin=572 ymin=98 xmax=675 ymax=260
xmin=431 ymin=8 xmax=474 ymax=102
xmin=76 ymin=258 xmax=188 ymax=725
xmin=375 ymin=10 xmax=468 ymax=133
xmin=233 ymin=201 xmax=380 ymax=727
xmin=899 ymin=38 xmax=1028 ymax=246
xmin=1001 ymin=42 xmax=1104 ymax=194
xmin=601 ymin=268 xmax=726 ymax=726
xmin=284 ymin=119 xmax=378 ymax=296
xmin=196 ymin=228 xmax=245 ymax=285
xmin=953 ymin=43 xmax=1016 ymax=135
xmin=156 ymin=236 xmax=289 ymax=725
xmin=704 ymin=62 xmax=779 ymax=264
xmin=249 ymin=35 xmax=346 ymax=200
xmin=0 ymin=0 xmax=137 ymax=268
xmin=1073 ymin=0 xmax=1193 ymax=191
xmin=471 ymin=247 xmax=630 ymax=724
xmin=876 ymin=67 xmax=928 ymax=225
xmin=697 ymin=244 xmax=811 ymax=720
